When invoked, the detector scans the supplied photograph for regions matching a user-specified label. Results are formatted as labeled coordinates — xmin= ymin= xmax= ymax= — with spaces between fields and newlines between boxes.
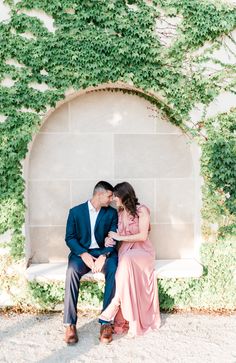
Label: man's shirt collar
xmin=88 ymin=200 xmax=100 ymax=213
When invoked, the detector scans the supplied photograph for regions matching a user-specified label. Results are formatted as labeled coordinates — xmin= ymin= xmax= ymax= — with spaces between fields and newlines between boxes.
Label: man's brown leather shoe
xmin=64 ymin=325 xmax=78 ymax=345
xmin=99 ymin=324 xmax=113 ymax=344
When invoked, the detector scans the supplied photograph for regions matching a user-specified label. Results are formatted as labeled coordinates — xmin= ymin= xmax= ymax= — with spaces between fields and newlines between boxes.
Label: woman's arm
xmin=108 ymin=206 xmax=150 ymax=243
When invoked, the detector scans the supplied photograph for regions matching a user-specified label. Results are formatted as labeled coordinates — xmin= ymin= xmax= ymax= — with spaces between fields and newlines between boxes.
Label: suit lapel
xmin=83 ymin=202 xmax=91 ymax=238
xmin=95 ymin=207 xmax=106 ymax=231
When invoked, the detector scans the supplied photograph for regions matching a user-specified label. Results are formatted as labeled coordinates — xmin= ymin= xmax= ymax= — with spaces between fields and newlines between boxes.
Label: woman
xmin=99 ymin=182 xmax=161 ymax=337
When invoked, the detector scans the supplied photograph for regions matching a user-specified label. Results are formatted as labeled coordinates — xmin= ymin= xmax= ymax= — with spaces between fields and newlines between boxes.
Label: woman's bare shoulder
xmin=137 ymin=204 xmax=150 ymax=215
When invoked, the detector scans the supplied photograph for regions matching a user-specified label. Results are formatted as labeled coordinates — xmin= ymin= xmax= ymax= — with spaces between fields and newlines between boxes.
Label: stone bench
xmin=25 ymin=259 xmax=203 ymax=283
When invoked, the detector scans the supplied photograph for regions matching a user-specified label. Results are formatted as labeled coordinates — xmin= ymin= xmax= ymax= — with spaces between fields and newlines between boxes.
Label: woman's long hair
xmin=113 ymin=182 xmax=140 ymax=217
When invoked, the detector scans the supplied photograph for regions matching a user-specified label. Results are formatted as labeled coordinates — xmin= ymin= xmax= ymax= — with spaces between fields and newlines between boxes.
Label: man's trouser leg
xmin=102 ymin=252 xmax=118 ymax=311
xmin=98 ymin=252 xmax=118 ymax=324
xmin=63 ymin=254 xmax=90 ymax=325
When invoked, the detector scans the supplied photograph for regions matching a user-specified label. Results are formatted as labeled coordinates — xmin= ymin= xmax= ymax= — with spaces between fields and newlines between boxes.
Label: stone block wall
xmin=25 ymin=90 xmax=201 ymax=263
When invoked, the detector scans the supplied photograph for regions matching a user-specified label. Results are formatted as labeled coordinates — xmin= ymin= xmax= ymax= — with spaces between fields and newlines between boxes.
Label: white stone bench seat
xmin=25 ymin=259 xmax=203 ymax=283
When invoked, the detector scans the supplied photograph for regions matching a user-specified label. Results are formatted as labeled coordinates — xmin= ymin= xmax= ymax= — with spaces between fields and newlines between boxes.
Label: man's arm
xmin=99 ymin=209 xmax=118 ymax=255
xmin=92 ymin=209 xmax=118 ymax=273
xmin=110 ymin=208 xmax=118 ymax=233
xmin=65 ymin=209 xmax=88 ymax=256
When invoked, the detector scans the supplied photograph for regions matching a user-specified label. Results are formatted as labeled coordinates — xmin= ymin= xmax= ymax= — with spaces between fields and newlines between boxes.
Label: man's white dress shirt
xmin=88 ymin=200 xmax=100 ymax=249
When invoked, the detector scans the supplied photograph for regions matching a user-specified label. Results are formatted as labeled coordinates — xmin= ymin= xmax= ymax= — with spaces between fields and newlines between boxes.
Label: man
xmin=63 ymin=181 xmax=118 ymax=345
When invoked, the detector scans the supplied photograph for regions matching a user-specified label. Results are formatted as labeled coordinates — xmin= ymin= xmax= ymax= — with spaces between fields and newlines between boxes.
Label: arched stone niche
xmin=24 ymin=89 xmax=202 ymax=265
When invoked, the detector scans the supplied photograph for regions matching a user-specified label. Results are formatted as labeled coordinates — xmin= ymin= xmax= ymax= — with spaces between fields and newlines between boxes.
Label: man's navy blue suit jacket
xmin=65 ymin=201 xmax=118 ymax=257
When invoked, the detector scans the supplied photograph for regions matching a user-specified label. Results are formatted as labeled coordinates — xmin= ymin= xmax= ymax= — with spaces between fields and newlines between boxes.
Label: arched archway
xmin=24 ymin=85 xmax=202 ymax=277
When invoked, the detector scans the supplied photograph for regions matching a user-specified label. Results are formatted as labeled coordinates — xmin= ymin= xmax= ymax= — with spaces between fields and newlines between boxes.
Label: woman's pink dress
xmin=99 ymin=205 xmax=161 ymax=336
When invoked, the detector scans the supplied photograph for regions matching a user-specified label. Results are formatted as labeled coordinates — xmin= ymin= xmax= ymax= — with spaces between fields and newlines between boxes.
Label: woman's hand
xmin=108 ymin=231 xmax=121 ymax=241
xmin=105 ymin=236 xmax=116 ymax=247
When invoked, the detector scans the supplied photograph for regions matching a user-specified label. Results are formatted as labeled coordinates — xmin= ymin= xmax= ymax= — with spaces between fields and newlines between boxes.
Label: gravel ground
xmin=0 ymin=311 xmax=235 ymax=363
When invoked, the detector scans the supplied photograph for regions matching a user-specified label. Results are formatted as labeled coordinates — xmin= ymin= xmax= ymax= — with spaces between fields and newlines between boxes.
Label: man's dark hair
xmin=93 ymin=181 xmax=114 ymax=195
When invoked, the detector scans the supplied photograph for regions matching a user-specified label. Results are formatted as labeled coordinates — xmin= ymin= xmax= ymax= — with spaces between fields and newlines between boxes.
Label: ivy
xmin=159 ymin=240 xmax=236 ymax=310
xmin=201 ymin=110 xmax=236 ymax=239
xmin=154 ymin=0 xmax=236 ymax=51
xmin=0 ymin=0 xmax=236 ymax=309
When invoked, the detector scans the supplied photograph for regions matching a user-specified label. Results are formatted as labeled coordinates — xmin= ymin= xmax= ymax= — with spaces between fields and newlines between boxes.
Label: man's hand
xmin=80 ymin=252 xmax=97 ymax=269
xmin=105 ymin=236 xmax=116 ymax=247
xmin=92 ymin=255 xmax=106 ymax=273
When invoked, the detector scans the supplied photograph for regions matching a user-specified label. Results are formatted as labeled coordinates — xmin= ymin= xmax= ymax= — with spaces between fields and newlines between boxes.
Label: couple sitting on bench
xmin=63 ymin=180 xmax=160 ymax=344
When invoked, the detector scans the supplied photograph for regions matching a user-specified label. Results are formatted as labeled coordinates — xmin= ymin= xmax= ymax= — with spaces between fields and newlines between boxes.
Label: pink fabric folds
xmin=99 ymin=205 xmax=161 ymax=336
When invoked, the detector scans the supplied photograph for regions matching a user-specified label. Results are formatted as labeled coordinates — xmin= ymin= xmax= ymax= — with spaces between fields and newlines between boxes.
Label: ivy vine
xmin=0 ymin=0 xmax=235 ymax=309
